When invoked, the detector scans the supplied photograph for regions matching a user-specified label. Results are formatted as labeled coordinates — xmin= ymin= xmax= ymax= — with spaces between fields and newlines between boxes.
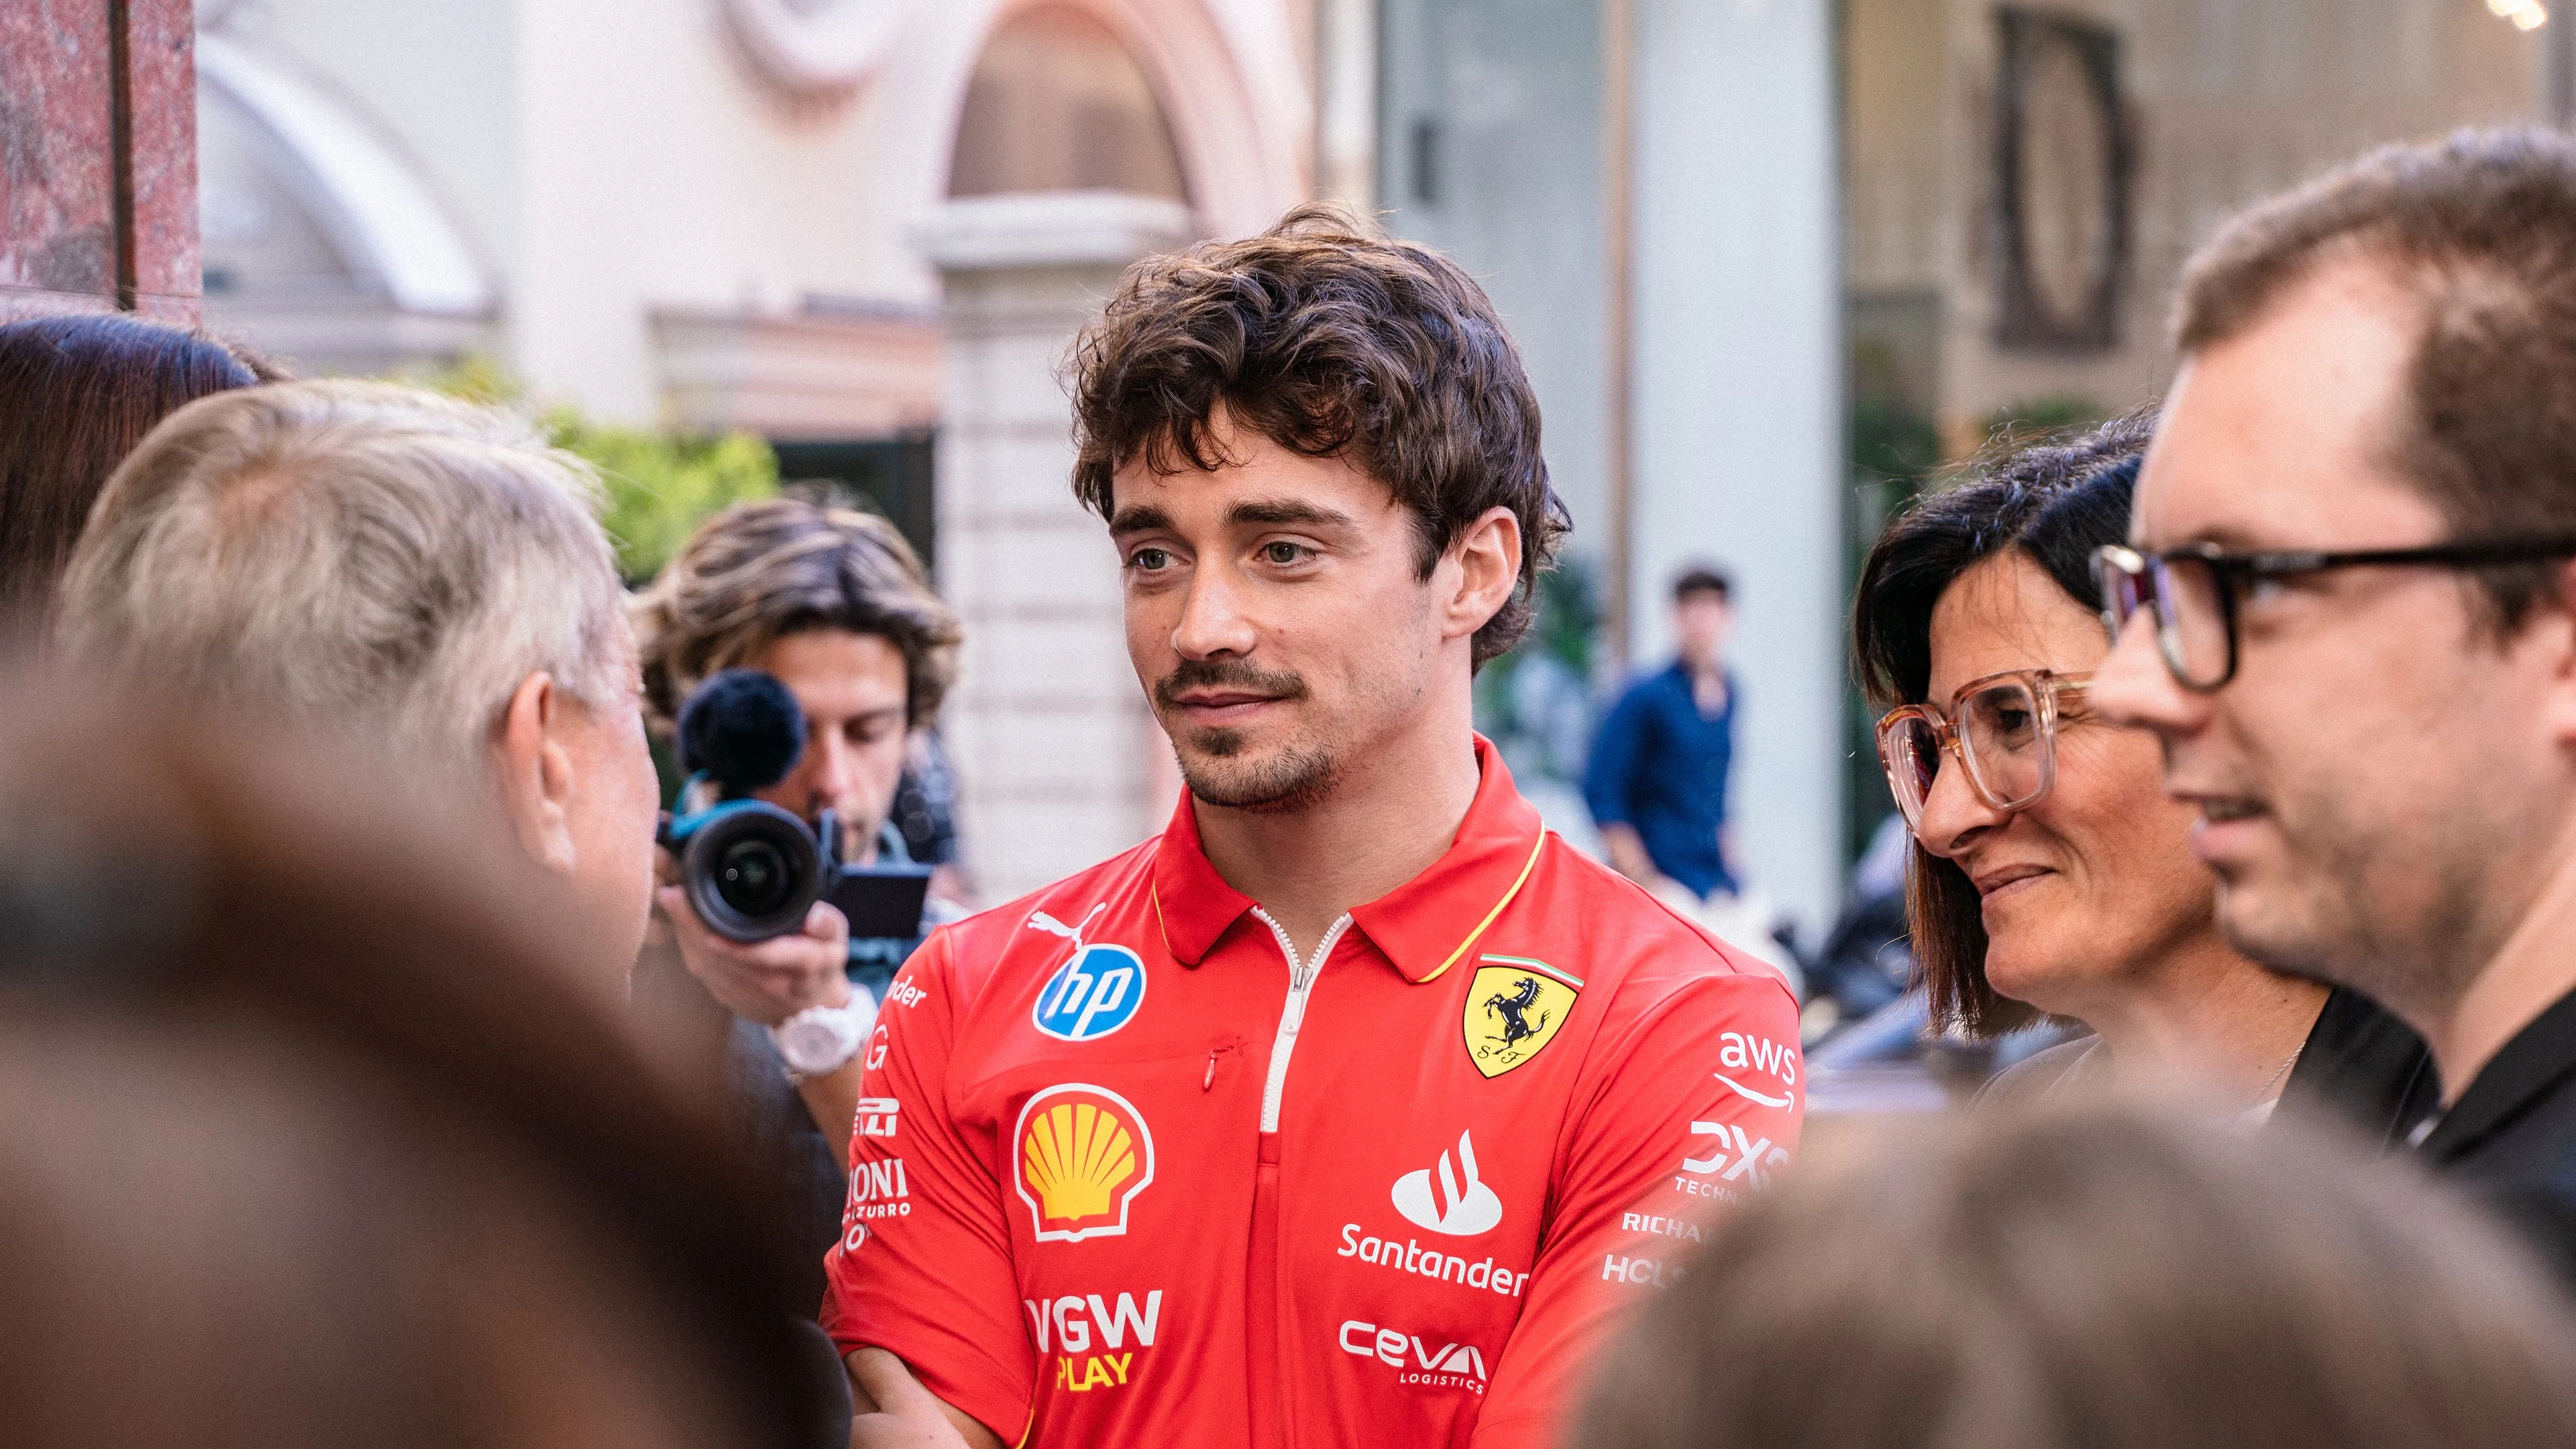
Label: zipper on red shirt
xmin=1249 ymin=908 xmax=1352 ymax=1132
xmin=1245 ymin=907 xmax=1351 ymax=1449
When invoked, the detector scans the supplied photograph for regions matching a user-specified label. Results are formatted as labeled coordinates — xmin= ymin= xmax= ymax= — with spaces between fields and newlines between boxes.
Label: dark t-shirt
xmin=2279 ymin=985 xmax=2438 ymax=1148
xmin=2414 ymin=984 xmax=2576 ymax=1285
xmin=1972 ymin=987 xmax=2433 ymax=1148
xmin=631 ymin=930 xmax=926 ymax=1311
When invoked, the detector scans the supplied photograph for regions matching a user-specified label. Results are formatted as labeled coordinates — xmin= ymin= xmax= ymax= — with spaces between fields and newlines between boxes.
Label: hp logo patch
xmin=1032 ymin=945 xmax=1147 ymax=1042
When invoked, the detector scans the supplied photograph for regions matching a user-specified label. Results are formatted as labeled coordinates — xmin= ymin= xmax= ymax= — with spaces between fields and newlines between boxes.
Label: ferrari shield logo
xmin=1463 ymin=958 xmax=1581 ymax=1078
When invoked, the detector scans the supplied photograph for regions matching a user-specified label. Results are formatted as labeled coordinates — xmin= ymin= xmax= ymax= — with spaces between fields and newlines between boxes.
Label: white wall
xmin=1375 ymin=0 xmax=1609 ymax=567
xmin=1632 ymin=0 xmax=1842 ymax=933
xmin=509 ymin=0 xmax=952 ymax=421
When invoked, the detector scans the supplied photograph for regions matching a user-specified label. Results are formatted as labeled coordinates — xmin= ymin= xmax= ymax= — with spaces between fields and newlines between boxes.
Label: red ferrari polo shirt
xmin=819 ymin=737 xmax=1802 ymax=1448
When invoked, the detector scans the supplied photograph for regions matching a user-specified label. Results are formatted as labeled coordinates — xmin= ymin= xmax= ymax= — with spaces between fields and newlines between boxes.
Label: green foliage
xmin=1474 ymin=555 xmax=1604 ymax=785
xmin=1843 ymin=397 xmax=1945 ymax=866
xmin=1851 ymin=397 xmax=1943 ymax=490
xmin=1526 ymin=553 xmax=1603 ymax=680
xmin=557 ymin=419 xmax=779 ymax=583
xmin=398 ymin=358 xmax=781 ymax=582
xmin=1980 ymin=394 xmax=2110 ymax=452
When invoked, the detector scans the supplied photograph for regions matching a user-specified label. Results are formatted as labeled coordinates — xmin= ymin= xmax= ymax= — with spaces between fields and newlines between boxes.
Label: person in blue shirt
xmin=1587 ymin=566 xmax=1741 ymax=901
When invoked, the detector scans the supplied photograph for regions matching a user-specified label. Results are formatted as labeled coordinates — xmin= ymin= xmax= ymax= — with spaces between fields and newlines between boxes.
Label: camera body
xmin=657 ymin=670 xmax=930 ymax=944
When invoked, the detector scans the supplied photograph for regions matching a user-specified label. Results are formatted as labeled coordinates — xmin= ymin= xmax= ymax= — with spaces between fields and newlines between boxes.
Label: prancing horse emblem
xmin=1462 ymin=958 xmax=1580 ymax=1079
xmin=1483 ymin=977 xmax=1550 ymax=1049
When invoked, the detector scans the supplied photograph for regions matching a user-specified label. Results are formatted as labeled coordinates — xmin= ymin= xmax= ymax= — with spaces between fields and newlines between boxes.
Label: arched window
xmin=947 ymin=7 xmax=1189 ymax=201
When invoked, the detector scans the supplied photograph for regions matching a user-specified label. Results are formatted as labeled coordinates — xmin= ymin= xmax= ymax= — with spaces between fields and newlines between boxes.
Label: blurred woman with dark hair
xmin=0 ymin=313 xmax=264 ymax=630
xmin=1851 ymin=415 xmax=2429 ymax=1129
xmin=0 ymin=688 xmax=847 ymax=1449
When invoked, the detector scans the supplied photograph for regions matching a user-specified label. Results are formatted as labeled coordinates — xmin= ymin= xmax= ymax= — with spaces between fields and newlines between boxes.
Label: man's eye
xmin=1127 ymin=547 xmax=1173 ymax=572
xmin=1261 ymin=541 xmax=1309 ymax=565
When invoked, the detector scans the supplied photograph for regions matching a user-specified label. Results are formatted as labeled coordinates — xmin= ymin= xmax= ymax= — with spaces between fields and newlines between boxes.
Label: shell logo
xmin=1014 ymin=1083 xmax=1156 ymax=1243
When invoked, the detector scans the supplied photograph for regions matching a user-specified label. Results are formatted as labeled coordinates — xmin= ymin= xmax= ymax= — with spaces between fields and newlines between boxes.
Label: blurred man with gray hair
xmin=57 ymin=380 xmax=662 ymax=983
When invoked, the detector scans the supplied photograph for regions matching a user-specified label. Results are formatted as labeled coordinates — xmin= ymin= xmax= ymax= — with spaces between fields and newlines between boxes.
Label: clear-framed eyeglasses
xmin=1876 ymin=669 xmax=2092 ymax=833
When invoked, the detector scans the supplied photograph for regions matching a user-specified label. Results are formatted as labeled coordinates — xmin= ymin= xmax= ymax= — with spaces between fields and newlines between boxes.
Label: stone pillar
xmin=1630 ymin=0 xmax=1843 ymax=933
xmin=917 ymin=193 xmax=1197 ymax=903
xmin=1 ymin=0 xmax=202 ymax=322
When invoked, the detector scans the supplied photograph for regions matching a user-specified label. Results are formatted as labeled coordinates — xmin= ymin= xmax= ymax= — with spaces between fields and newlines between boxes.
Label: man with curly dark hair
xmin=820 ymin=207 xmax=1803 ymax=1449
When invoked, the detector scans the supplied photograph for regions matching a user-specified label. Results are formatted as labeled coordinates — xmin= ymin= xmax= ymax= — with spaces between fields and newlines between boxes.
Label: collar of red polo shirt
xmin=1148 ymin=734 xmax=1547 ymax=984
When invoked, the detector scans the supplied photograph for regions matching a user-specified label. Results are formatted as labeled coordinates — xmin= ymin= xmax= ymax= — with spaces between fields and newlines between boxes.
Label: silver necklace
xmin=2257 ymin=1042 xmax=2305 ymax=1102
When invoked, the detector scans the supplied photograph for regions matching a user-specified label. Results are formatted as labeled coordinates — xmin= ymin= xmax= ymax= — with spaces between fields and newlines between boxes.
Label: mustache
xmin=1154 ymin=659 xmax=1308 ymax=709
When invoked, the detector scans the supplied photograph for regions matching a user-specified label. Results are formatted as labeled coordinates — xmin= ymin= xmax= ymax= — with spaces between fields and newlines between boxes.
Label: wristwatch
xmin=771 ymin=998 xmax=875 ymax=1078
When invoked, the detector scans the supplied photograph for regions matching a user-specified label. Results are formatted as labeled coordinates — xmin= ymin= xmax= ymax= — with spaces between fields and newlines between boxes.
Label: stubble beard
xmin=1154 ymin=657 xmax=1340 ymax=813
xmin=1174 ymin=728 xmax=1341 ymax=814
xmin=2214 ymin=796 xmax=2486 ymax=1030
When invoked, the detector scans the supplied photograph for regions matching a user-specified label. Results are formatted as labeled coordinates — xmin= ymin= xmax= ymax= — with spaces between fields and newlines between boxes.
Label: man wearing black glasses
xmin=2092 ymin=129 xmax=2576 ymax=1280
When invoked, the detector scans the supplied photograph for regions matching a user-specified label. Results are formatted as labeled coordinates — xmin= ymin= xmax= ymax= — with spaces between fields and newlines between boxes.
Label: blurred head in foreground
xmin=0 ymin=692 xmax=833 ymax=1449
xmin=0 ymin=313 xmax=262 ymax=632
xmin=1578 ymin=1105 xmax=2576 ymax=1449
xmin=55 ymin=380 xmax=659 ymax=979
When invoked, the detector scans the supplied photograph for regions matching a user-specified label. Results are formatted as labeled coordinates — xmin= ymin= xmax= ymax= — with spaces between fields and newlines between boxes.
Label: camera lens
xmin=716 ymin=839 xmax=794 ymax=917
xmin=678 ymin=801 xmax=823 ymax=942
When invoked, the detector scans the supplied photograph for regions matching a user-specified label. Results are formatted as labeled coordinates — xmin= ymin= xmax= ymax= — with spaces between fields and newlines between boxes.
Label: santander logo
xmin=1391 ymin=1130 xmax=1504 ymax=1237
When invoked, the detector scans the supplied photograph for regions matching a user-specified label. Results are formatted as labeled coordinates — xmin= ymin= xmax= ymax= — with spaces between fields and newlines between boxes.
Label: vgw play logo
xmin=1029 ymin=905 xmax=1146 ymax=1042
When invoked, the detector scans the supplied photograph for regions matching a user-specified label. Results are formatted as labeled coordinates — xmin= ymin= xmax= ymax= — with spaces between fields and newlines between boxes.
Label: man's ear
xmin=1441 ymin=506 xmax=1525 ymax=645
xmin=493 ymin=670 xmax=580 ymax=875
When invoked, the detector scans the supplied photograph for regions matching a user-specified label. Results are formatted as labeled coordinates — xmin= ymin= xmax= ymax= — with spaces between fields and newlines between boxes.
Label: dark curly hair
xmin=1850 ymin=410 xmax=2155 ymax=1037
xmin=1066 ymin=203 xmax=1568 ymax=666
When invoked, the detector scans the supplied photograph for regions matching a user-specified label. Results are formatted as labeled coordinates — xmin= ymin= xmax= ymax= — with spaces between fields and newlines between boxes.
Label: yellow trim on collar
xmin=1150 ymin=880 xmax=1175 ymax=961
xmin=1417 ymin=832 xmax=1549 ymax=984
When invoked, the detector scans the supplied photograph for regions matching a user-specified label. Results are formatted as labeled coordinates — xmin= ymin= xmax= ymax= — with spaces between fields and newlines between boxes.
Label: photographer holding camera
xmin=632 ymin=498 xmax=963 ymax=1280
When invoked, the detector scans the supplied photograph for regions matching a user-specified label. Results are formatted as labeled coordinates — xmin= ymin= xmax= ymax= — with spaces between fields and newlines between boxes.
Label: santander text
xmin=1338 ymin=1223 xmax=1527 ymax=1297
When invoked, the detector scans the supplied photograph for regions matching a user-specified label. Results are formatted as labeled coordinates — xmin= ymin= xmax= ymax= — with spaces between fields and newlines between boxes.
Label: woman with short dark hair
xmin=0 ymin=313 xmax=262 ymax=632
xmin=1851 ymin=415 xmax=2429 ymax=1128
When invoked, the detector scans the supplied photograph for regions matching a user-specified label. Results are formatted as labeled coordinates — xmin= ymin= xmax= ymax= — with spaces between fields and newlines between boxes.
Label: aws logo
xmin=1712 ymin=1032 xmax=1799 ymax=1108
xmin=1015 ymin=1083 xmax=1156 ymax=1243
xmin=1462 ymin=957 xmax=1580 ymax=1077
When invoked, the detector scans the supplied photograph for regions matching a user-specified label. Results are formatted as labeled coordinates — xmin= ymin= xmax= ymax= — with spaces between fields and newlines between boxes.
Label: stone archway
xmin=945 ymin=5 xmax=1191 ymax=204
xmin=869 ymin=0 xmax=1305 ymax=252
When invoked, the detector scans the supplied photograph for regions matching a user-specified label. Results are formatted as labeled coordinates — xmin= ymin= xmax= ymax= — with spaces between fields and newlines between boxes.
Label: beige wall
xmin=229 ymin=0 xmax=1310 ymax=424
xmin=210 ymin=0 xmax=1311 ymax=900
xmin=1846 ymin=0 xmax=2553 ymax=439
xmin=248 ymin=0 xmax=523 ymax=278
